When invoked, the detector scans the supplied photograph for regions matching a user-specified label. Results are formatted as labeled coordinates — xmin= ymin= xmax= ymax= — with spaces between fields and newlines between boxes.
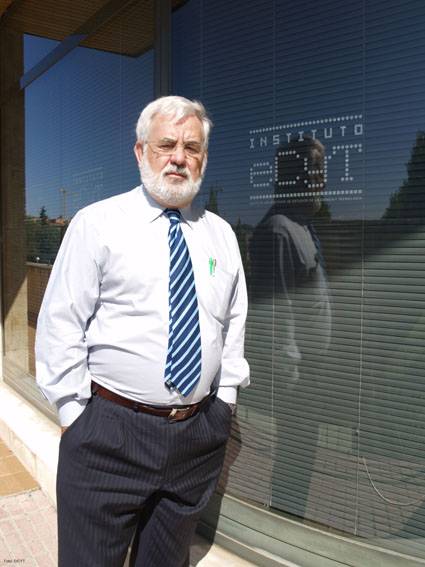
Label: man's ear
xmin=134 ymin=141 xmax=144 ymax=165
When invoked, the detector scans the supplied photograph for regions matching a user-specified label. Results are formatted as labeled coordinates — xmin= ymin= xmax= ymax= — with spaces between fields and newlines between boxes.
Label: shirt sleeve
xmin=216 ymin=231 xmax=250 ymax=404
xmin=35 ymin=210 xmax=102 ymax=426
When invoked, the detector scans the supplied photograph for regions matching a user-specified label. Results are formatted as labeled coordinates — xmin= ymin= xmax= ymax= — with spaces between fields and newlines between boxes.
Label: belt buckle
xmin=168 ymin=407 xmax=190 ymax=422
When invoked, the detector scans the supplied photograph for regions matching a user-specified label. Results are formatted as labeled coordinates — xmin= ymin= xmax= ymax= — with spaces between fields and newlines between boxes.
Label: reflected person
xmin=250 ymin=136 xmax=331 ymax=517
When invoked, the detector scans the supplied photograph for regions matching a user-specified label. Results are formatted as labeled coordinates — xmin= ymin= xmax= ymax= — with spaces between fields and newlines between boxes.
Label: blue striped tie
xmin=164 ymin=209 xmax=202 ymax=396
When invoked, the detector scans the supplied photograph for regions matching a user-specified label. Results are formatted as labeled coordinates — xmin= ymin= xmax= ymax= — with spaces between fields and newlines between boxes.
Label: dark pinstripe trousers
xmin=56 ymin=391 xmax=232 ymax=567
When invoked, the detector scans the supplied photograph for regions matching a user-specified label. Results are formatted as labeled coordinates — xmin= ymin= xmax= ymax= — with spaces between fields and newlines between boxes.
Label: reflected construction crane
xmin=59 ymin=187 xmax=78 ymax=221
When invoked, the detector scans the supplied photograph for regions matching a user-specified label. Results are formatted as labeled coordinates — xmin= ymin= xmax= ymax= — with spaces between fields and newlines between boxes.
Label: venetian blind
xmin=173 ymin=0 xmax=425 ymax=560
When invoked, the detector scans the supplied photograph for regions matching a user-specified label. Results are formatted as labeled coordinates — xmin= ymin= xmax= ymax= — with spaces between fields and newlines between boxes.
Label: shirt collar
xmin=136 ymin=184 xmax=203 ymax=229
xmin=179 ymin=204 xmax=201 ymax=229
xmin=136 ymin=184 xmax=165 ymax=223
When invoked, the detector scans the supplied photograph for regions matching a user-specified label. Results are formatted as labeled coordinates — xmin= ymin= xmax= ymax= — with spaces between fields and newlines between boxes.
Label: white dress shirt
xmin=35 ymin=185 xmax=250 ymax=426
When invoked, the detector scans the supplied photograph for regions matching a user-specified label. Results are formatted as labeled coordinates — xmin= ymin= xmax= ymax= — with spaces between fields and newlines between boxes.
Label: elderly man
xmin=35 ymin=96 xmax=249 ymax=567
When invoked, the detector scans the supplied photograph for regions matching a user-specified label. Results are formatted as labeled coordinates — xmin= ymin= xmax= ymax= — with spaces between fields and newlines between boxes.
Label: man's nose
xmin=170 ymin=144 xmax=186 ymax=165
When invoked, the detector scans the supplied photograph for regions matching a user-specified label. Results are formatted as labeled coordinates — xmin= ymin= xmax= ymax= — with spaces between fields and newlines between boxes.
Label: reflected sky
xmin=24 ymin=0 xmax=425 ymax=224
xmin=24 ymin=35 xmax=59 ymax=72
xmin=172 ymin=0 xmax=425 ymax=224
xmin=24 ymin=34 xmax=152 ymax=219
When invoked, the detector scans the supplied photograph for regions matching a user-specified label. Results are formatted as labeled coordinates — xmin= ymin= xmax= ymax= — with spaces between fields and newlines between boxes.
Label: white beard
xmin=139 ymin=155 xmax=204 ymax=209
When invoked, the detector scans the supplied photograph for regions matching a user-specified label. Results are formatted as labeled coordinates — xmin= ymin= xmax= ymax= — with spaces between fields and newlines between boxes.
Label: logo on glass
xmin=248 ymin=114 xmax=364 ymax=205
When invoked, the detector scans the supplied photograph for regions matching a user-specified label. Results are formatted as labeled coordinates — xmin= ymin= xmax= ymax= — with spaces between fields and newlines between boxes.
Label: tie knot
xmin=165 ymin=209 xmax=181 ymax=225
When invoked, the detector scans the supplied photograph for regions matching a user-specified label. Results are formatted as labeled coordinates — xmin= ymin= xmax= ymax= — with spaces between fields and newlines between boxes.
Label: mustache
xmin=162 ymin=164 xmax=190 ymax=179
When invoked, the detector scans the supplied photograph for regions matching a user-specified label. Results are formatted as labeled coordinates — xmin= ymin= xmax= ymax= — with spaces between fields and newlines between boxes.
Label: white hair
xmin=135 ymin=96 xmax=213 ymax=149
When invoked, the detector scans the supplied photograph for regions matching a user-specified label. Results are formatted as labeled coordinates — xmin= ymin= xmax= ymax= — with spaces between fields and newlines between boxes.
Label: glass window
xmin=24 ymin=35 xmax=59 ymax=73
xmin=173 ymin=0 xmax=425 ymax=559
xmin=1 ymin=0 xmax=154 ymax=378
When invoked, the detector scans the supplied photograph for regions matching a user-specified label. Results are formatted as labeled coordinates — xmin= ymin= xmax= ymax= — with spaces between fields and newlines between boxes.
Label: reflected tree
xmin=39 ymin=205 xmax=48 ymax=224
xmin=205 ymin=185 xmax=222 ymax=215
xmin=26 ymin=206 xmax=68 ymax=264
xmin=383 ymin=131 xmax=425 ymax=219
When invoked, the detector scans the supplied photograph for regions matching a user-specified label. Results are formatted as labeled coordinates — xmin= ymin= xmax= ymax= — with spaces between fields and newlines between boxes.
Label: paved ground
xmin=0 ymin=440 xmax=256 ymax=566
xmin=0 ymin=490 xmax=57 ymax=566
xmin=0 ymin=440 xmax=38 ymax=497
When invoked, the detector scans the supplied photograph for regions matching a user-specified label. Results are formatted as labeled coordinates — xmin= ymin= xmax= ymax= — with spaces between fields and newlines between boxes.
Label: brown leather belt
xmin=91 ymin=381 xmax=211 ymax=422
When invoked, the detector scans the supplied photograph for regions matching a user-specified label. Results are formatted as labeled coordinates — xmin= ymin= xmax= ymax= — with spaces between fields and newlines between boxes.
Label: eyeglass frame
xmin=145 ymin=138 xmax=205 ymax=159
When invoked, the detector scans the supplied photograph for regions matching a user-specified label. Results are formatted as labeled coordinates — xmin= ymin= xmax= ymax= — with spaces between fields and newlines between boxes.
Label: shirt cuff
xmin=216 ymin=385 xmax=238 ymax=405
xmin=56 ymin=398 xmax=88 ymax=427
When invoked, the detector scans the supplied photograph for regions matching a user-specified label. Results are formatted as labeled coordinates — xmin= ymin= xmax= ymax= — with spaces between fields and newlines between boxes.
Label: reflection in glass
xmin=21 ymin=4 xmax=154 ymax=376
xmin=170 ymin=0 xmax=425 ymax=558
xmin=358 ymin=131 xmax=425 ymax=555
xmin=250 ymin=137 xmax=331 ymax=517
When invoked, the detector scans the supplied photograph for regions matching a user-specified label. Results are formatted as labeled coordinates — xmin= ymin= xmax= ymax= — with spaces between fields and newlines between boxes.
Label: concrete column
xmin=0 ymin=26 xmax=29 ymax=372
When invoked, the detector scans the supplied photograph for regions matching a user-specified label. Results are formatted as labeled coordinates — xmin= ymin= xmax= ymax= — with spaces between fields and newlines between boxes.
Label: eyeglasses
xmin=146 ymin=140 xmax=204 ymax=159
